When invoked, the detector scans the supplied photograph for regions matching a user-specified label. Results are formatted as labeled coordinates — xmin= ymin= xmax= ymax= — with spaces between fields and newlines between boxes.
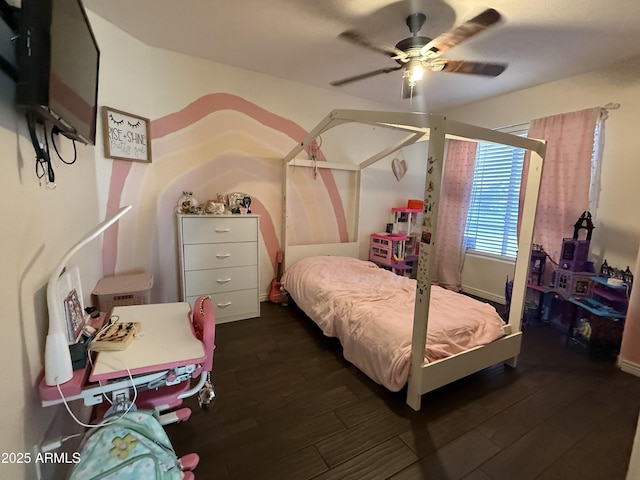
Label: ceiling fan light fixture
xmin=331 ymin=8 xmax=507 ymax=91
xmin=403 ymin=59 xmax=425 ymax=87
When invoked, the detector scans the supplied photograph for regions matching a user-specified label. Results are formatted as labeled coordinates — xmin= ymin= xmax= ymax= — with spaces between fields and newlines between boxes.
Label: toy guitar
xmin=268 ymin=250 xmax=284 ymax=303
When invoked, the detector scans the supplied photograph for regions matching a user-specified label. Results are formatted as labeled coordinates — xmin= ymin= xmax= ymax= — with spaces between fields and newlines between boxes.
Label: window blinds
xmin=464 ymin=130 xmax=527 ymax=258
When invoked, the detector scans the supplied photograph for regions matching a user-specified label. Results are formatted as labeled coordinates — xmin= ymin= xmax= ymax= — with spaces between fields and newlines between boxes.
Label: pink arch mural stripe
xmin=151 ymin=93 xmax=348 ymax=238
xmin=103 ymin=160 xmax=133 ymax=275
xmin=103 ymin=93 xmax=348 ymax=276
xmin=247 ymin=200 xmax=279 ymax=272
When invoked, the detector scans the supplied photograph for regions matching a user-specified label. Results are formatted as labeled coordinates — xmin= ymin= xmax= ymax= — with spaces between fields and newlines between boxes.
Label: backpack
xmin=68 ymin=410 xmax=183 ymax=480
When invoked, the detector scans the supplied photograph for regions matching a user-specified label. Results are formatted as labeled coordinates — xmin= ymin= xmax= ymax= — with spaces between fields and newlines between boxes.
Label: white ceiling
xmin=83 ymin=0 xmax=640 ymax=112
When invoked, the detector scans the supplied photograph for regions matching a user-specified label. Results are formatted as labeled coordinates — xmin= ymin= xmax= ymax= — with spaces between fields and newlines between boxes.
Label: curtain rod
xmin=488 ymin=103 xmax=619 ymax=133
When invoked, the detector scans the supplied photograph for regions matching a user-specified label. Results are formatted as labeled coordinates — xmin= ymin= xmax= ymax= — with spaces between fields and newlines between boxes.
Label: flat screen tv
xmin=15 ymin=0 xmax=99 ymax=145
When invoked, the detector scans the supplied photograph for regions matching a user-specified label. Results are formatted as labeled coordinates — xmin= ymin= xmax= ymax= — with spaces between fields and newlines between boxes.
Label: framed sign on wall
xmin=102 ymin=106 xmax=152 ymax=162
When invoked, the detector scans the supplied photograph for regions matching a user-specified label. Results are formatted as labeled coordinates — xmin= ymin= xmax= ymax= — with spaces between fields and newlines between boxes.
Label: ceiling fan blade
xmin=420 ymin=8 xmax=501 ymax=58
xmin=434 ymin=59 xmax=506 ymax=77
xmin=339 ymin=30 xmax=408 ymax=59
xmin=330 ymin=66 xmax=403 ymax=87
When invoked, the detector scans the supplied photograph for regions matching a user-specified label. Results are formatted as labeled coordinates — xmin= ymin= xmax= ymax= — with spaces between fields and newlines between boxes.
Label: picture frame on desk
xmin=102 ymin=106 xmax=152 ymax=163
xmin=64 ymin=289 xmax=86 ymax=343
xmin=55 ymin=266 xmax=88 ymax=344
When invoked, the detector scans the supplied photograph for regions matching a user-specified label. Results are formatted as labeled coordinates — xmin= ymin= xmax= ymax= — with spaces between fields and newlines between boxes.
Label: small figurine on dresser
xmin=205 ymin=200 xmax=225 ymax=214
xmin=227 ymin=192 xmax=246 ymax=213
xmin=176 ymin=191 xmax=197 ymax=214
xmin=241 ymin=196 xmax=252 ymax=214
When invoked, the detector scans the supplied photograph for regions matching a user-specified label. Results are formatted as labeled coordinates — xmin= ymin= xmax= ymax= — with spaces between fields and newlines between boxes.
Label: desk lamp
xmin=45 ymin=205 xmax=132 ymax=386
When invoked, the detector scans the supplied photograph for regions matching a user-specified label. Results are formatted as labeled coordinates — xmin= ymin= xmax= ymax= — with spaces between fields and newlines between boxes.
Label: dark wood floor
xmin=166 ymin=301 xmax=640 ymax=480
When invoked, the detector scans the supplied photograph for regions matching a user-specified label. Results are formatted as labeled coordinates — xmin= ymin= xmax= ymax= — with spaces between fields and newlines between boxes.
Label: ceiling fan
xmin=330 ymin=8 xmax=507 ymax=99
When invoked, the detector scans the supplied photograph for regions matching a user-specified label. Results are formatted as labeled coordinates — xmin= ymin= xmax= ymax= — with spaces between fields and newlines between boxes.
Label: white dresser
xmin=177 ymin=214 xmax=260 ymax=323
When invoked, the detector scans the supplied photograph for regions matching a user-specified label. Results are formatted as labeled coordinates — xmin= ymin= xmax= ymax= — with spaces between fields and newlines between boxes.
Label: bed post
xmin=506 ymin=147 xmax=545 ymax=360
xmin=282 ymin=151 xmax=290 ymax=268
xmin=407 ymin=115 xmax=446 ymax=411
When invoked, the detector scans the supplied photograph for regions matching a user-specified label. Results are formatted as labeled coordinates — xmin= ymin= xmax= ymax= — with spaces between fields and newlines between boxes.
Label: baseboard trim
xmin=461 ymin=286 xmax=505 ymax=305
xmin=618 ymin=358 xmax=640 ymax=378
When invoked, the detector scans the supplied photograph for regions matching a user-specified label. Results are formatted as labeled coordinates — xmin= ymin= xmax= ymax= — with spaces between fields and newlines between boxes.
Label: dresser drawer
xmin=183 ymin=243 xmax=257 ymax=270
xmin=186 ymin=289 xmax=259 ymax=323
xmin=185 ymin=265 xmax=257 ymax=296
xmin=181 ymin=216 xmax=258 ymax=244
xmin=178 ymin=214 xmax=260 ymax=322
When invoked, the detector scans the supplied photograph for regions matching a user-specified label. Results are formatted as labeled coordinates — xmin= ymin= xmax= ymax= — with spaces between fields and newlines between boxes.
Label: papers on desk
xmin=91 ymin=322 xmax=141 ymax=351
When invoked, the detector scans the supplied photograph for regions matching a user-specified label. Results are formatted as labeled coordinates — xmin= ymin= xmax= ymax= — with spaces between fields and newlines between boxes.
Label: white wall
xmin=0 ymin=49 xmax=103 ymax=480
xmin=359 ymin=141 xmax=428 ymax=258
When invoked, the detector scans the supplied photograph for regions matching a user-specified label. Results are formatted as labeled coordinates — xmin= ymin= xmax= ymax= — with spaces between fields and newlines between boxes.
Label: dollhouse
xmin=551 ymin=211 xmax=596 ymax=298
xmin=369 ymin=205 xmax=422 ymax=277
xmin=530 ymin=211 xmax=632 ymax=357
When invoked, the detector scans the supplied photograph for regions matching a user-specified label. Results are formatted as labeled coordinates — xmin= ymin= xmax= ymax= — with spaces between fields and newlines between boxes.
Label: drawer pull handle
xmin=216 ymin=253 xmax=231 ymax=259
xmin=215 ymin=228 xmax=231 ymax=233
xmin=217 ymin=278 xmax=232 ymax=283
xmin=217 ymin=302 xmax=232 ymax=308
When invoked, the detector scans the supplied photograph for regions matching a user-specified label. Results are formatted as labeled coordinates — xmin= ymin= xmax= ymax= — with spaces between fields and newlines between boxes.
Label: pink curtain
xmin=433 ymin=140 xmax=477 ymax=291
xmin=520 ymin=107 xmax=599 ymax=268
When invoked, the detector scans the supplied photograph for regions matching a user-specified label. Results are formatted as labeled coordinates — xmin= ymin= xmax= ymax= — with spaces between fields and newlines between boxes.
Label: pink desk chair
xmin=136 ymin=296 xmax=215 ymax=478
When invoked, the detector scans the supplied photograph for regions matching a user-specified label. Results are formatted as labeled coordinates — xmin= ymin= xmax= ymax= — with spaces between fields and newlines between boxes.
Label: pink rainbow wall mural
xmin=102 ymin=93 xmax=350 ymax=301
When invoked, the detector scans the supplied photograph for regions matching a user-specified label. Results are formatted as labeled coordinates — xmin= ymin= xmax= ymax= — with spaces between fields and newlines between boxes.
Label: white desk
xmin=89 ymin=302 xmax=205 ymax=382
xmin=40 ymin=302 xmax=207 ymax=407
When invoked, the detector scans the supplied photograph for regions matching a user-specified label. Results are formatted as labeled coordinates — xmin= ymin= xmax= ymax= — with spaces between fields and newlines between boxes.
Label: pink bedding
xmin=281 ymin=256 xmax=506 ymax=392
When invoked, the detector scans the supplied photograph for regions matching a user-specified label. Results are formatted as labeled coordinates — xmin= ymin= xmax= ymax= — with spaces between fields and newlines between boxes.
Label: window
xmin=463 ymin=125 xmax=528 ymax=259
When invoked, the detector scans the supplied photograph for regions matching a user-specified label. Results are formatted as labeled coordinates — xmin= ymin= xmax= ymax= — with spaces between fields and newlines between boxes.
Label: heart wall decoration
xmin=392 ymin=154 xmax=407 ymax=181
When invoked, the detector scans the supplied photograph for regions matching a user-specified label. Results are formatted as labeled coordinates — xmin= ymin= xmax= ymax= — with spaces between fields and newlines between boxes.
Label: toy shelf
xmin=369 ymin=233 xmax=417 ymax=277
xmin=370 ymin=233 xmax=409 ymax=264
xmin=390 ymin=207 xmax=422 ymax=237
xmin=568 ymin=296 xmax=626 ymax=319
xmin=590 ymin=276 xmax=629 ymax=294
xmin=566 ymin=275 xmax=629 ymax=360
xmin=371 ymin=204 xmax=423 ymax=278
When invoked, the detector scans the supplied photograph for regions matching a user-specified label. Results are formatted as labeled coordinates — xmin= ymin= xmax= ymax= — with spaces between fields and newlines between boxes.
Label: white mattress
xmin=281 ymin=256 xmax=506 ymax=391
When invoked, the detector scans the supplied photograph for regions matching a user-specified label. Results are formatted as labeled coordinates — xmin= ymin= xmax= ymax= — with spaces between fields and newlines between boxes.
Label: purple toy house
xmin=553 ymin=211 xmax=595 ymax=297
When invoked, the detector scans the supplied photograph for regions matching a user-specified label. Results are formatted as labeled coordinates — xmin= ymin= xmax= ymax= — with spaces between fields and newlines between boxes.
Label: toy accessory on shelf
xmin=529 ymin=244 xmax=547 ymax=286
xmin=599 ymin=259 xmax=633 ymax=291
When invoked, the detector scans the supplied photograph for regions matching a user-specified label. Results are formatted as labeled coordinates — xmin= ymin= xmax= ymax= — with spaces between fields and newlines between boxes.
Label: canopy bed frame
xmin=282 ymin=109 xmax=546 ymax=411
